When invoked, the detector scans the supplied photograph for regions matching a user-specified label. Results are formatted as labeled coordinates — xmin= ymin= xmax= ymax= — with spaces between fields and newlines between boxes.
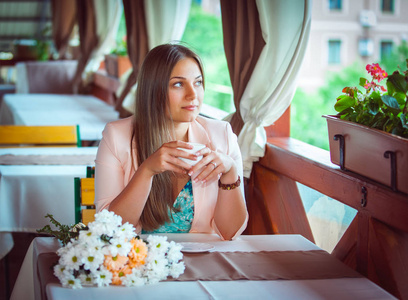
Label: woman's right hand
xmin=140 ymin=141 xmax=197 ymax=176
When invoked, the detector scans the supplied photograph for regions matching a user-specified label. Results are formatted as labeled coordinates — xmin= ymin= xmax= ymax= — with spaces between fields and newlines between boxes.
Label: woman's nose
xmin=185 ymin=83 xmax=197 ymax=100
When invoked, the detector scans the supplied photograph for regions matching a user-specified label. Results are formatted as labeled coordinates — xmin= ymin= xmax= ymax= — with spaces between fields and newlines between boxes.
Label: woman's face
xmin=167 ymin=57 xmax=204 ymax=124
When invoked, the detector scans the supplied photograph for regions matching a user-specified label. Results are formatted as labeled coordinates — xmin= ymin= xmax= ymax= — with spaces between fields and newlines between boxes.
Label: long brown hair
xmin=132 ymin=43 xmax=205 ymax=231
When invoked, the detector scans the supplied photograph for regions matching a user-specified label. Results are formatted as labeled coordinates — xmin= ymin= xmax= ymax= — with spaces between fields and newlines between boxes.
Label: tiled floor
xmin=0 ymin=233 xmax=47 ymax=300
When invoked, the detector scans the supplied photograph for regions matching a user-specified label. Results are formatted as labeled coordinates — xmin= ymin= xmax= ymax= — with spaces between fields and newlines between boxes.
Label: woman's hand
xmin=140 ymin=141 xmax=199 ymax=176
xmin=188 ymin=146 xmax=237 ymax=184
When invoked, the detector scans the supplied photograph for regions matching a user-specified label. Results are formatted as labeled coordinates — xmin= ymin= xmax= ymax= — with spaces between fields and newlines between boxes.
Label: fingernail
xmin=188 ymin=171 xmax=193 ymax=176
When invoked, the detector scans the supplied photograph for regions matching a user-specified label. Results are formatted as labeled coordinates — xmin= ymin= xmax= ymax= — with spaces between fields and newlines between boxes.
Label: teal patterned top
xmin=142 ymin=179 xmax=194 ymax=234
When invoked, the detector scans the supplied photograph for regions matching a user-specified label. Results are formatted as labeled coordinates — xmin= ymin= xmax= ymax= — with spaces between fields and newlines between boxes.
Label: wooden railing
xmin=244 ymin=137 xmax=408 ymax=299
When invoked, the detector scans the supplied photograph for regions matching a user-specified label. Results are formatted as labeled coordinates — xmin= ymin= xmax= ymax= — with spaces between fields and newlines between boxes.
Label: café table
xmin=11 ymin=233 xmax=395 ymax=300
xmin=0 ymin=146 xmax=98 ymax=258
xmin=0 ymin=94 xmax=119 ymax=142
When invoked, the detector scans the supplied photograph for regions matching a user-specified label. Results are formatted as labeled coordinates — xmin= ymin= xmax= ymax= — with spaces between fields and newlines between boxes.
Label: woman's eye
xmin=173 ymin=82 xmax=182 ymax=88
xmin=195 ymin=80 xmax=203 ymax=86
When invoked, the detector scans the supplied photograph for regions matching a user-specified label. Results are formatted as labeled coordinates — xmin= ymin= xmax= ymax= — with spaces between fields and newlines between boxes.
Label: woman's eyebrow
xmin=170 ymin=75 xmax=202 ymax=80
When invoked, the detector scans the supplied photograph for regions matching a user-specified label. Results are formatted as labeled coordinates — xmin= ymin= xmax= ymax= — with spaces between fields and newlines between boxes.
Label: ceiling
xmin=0 ymin=0 xmax=52 ymax=53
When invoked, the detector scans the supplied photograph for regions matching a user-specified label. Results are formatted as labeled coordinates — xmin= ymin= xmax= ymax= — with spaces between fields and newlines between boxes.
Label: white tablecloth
xmin=11 ymin=234 xmax=395 ymax=300
xmin=0 ymin=94 xmax=119 ymax=141
xmin=0 ymin=147 xmax=98 ymax=258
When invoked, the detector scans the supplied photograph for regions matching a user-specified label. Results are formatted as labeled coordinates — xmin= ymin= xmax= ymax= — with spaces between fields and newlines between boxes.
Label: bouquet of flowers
xmin=43 ymin=210 xmax=185 ymax=288
xmin=334 ymin=60 xmax=408 ymax=138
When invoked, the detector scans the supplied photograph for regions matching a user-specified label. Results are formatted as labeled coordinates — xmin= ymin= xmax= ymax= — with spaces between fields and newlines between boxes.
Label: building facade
xmin=298 ymin=0 xmax=408 ymax=91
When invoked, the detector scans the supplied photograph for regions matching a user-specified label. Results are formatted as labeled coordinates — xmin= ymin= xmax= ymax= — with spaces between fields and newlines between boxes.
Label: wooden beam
xmin=264 ymin=106 xmax=290 ymax=138
xmin=263 ymin=137 xmax=408 ymax=233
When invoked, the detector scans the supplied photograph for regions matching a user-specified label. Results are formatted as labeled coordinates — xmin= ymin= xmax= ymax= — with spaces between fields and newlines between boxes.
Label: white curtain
xmin=82 ymin=0 xmax=122 ymax=84
xmin=121 ymin=0 xmax=191 ymax=112
xmin=237 ymin=0 xmax=311 ymax=177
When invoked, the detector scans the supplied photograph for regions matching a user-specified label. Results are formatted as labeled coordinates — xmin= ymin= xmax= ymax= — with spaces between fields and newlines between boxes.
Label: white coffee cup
xmin=177 ymin=142 xmax=206 ymax=166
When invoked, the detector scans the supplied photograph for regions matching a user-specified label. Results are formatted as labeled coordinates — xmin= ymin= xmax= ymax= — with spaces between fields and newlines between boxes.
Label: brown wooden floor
xmin=0 ymin=233 xmax=48 ymax=300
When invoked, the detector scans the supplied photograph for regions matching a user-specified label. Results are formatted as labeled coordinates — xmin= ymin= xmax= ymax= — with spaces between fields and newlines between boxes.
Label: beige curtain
xmin=72 ymin=0 xmax=99 ymax=93
xmin=51 ymin=0 xmax=77 ymax=59
xmin=222 ymin=0 xmax=312 ymax=177
xmin=121 ymin=0 xmax=192 ymax=113
xmin=82 ymin=0 xmax=122 ymax=84
xmin=115 ymin=0 xmax=149 ymax=117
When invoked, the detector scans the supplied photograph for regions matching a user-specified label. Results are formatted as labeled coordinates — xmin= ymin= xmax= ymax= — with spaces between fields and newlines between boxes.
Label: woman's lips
xmin=182 ymin=105 xmax=197 ymax=111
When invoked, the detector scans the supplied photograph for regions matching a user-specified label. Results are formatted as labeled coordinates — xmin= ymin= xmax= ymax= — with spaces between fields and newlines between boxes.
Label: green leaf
xmin=370 ymin=91 xmax=382 ymax=103
xmin=367 ymin=102 xmax=379 ymax=115
xmin=381 ymin=95 xmax=401 ymax=115
xmin=387 ymin=72 xmax=408 ymax=94
xmin=337 ymin=107 xmax=353 ymax=116
xmin=334 ymin=96 xmax=355 ymax=112
xmin=401 ymin=114 xmax=408 ymax=129
xmin=336 ymin=94 xmax=349 ymax=101
xmin=392 ymin=92 xmax=406 ymax=107
xmin=359 ymin=77 xmax=368 ymax=88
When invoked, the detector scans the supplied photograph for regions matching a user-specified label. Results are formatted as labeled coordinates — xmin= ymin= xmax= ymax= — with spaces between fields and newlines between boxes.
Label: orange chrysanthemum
xmin=111 ymin=265 xmax=132 ymax=285
xmin=103 ymin=254 xmax=129 ymax=271
xmin=128 ymin=238 xmax=148 ymax=268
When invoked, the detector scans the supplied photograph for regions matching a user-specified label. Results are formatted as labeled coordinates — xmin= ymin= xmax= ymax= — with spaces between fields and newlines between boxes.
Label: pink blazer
xmin=95 ymin=116 xmax=248 ymax=239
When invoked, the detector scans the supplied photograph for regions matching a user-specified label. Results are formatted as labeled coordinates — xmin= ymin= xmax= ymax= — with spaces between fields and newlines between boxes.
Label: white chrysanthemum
xmin=53 ymin=264 xmax=72 ymax=281
xmin=56 ymin=239 xmax=75 ymax=256
xmin=168 ymin=261 xmax=185 ymax=278
xmin=121 ymin=269 xmax=147 ymax=287
xmin=60 ymin=273 xmax=82 ymax=289
xmin=146 ymin=235 xmax=170 ymax=256
xmin=88 ymin=209 xmax=122 ymax=236
xmin=144 ymin=256 xmax=169 ymax=282
xmin=77 ymin=229 xmax=99 ymax=243
xmin=92 ymin=266 xmax=113 ymax=287
xmin=83 ymin=235 xmax=108 ymax=255
xmin=78 ymin=273 xmax=94 ymax=286
xmin=106 ymin=237 xmax=132 ymax=257
xmin=81 ymin=247 xmax=105 ymax=272
xmin=59 ymin=244 xmax=84 ymax=270
xmin=167 ymin=241 xmax=183 ymax=263
xmin=114 ymin=222 xmax=136 ymax=240
xmin=94 ymin=209 xmax=122 ymax=225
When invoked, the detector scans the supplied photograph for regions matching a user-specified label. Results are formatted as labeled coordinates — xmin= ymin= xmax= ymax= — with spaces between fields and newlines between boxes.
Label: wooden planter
xmin=104 ymin=54 xmax=132 ymax=78
xmin=324 ymin=115 xmax=408 ymax=194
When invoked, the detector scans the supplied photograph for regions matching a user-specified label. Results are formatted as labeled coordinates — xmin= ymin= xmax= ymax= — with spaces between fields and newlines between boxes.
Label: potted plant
xmin=104 ymin=36 xmax=132 ymax=78
xmin=324 ymin=60 xmax=408 ymax=194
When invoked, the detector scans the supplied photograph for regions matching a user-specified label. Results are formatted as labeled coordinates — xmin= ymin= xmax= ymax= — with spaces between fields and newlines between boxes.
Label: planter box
xmin=324 ymin=115 xmax=408 ymax=194
xmin=104 ymin=54 xmax=132 ymax=78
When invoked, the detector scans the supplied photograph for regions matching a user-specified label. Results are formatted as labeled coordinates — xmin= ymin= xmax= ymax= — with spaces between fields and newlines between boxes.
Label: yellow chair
xmin=0 ymin=125 xmax=81 ymax=147
xmin=74 ymin=176 xmax=96 ymax=225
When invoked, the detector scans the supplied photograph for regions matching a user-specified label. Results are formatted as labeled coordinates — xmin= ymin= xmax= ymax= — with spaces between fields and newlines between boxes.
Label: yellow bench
xmin=74 ymin=176 xmax=96 ymax=225
xmin=0 ymin=125 xmax=81 ymax=147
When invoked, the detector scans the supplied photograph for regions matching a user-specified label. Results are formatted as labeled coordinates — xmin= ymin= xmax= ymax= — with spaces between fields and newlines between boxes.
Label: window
xmin=380 ymin=41 xmax=393 ymax=60
xmin=328 ymin=40 xmax=341 ymax=64
xmin=329 ymin=0 xmax=342 ymax=10
xmin=381 ymin=0 xmax=394 ymax=13
xmin=182 ymin=1 xmax=234 ymax=114
xmin=359 ymin=38 xmax=374 ymax=57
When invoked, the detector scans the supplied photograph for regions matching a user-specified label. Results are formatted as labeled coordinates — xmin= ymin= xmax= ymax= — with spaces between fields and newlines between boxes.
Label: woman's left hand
xmin=187 ymin=146 xmax=235 ymax=184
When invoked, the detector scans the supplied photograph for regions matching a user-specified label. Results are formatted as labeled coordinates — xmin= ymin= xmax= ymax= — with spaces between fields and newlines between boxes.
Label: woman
xmin=95 ymin=43 xmax=248 ymax=240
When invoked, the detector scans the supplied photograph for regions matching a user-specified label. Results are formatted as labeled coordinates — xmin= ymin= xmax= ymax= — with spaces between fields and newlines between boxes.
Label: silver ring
xmin=210 ymin=162 xmax=217 ymax=169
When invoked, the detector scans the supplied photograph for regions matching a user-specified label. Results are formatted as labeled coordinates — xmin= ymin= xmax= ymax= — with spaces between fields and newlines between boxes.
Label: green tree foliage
xmin=291 ymin=64 xmax=366 ymax=150
xmin=380 ymin=41 xmax=408 ymax=74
